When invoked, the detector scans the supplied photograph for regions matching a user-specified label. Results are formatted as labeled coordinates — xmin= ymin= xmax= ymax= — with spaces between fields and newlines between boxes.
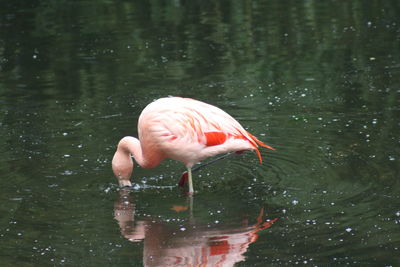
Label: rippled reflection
xmin=1 ymin=0 xmax=399 ymax=265
xmin=114 ymin=189 xmax=277 ymax=266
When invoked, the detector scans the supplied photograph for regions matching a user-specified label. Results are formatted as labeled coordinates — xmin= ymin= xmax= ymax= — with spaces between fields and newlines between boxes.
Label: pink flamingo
xmin=112 ymin=97 xmax=275 ymax=194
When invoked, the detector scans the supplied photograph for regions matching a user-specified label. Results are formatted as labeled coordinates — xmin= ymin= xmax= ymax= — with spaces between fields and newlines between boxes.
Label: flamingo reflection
xmin=114 ymin=190 xmax=278 ymax=266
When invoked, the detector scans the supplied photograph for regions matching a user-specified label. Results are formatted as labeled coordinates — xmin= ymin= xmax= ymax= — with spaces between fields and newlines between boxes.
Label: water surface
xmin=1 ymin=0 xmax=399 ymax=266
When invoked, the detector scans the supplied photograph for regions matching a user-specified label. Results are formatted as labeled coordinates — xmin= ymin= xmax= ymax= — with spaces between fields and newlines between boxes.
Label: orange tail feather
xmin=248 ymin=132 xmax=275 ymax=151
xmin=255 ymin=148 xmax=263 ymax=164
xmin=246 ymin=132 xmax=275 ymax=164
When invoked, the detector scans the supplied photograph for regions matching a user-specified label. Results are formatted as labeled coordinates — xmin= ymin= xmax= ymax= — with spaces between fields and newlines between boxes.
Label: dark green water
xmin=1 ymin=1 xmax=399 ymax=266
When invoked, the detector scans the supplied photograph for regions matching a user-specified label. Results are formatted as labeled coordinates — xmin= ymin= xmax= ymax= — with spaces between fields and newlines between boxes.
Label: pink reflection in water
xmin=114 ymin=190 xmax=277 ymax=266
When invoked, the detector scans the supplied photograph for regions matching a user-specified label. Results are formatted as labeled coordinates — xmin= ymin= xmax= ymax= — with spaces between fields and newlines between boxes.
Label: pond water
xmin=1 ymin=0 xmax=399 ymax=266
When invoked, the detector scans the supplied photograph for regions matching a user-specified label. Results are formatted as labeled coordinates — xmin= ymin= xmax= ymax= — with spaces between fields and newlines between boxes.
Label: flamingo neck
xmin=112 ymin=136 xmax=160 ymax=187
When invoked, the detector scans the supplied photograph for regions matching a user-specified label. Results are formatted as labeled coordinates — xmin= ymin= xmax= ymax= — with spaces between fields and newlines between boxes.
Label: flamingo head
xmin=112 ymin=159 xmax=133 ymax=187
xmin=112 ymin=138 xmax=134 ymax=187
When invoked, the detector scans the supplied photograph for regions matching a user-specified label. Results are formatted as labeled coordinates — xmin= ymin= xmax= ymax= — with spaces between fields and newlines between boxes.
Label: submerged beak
xmin=117 ymin=177 xmax=133 ymax=187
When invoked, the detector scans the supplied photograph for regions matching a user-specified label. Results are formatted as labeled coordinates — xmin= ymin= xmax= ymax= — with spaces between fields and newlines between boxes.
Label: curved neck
xmin=112 ymin=136 xmax=161 ymax=187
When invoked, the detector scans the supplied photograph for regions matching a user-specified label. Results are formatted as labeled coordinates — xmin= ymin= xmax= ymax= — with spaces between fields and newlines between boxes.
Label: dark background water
xmin=1 ymin=0 xmax=399 ymax=266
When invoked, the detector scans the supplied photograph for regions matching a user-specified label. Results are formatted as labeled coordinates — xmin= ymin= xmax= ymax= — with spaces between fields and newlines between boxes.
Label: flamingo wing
xmin=177 ymin=98 xmax=275 ymax=163
xmin=138 ymin=97 xmax=274 ymax=165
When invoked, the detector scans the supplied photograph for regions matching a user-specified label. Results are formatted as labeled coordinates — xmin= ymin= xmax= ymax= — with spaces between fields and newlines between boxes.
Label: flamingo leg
xmin=187 ymin=167 xmax=194 ymax=194
xmin=179 ymin=152 xmax=240 ymax=187
xmin=191 ymin=152 xmax=236 ymax=173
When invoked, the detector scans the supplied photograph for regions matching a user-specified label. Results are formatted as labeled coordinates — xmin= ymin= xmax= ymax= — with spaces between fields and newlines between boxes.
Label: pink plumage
xmin=112 ymin=97 xmax=274 ymax=194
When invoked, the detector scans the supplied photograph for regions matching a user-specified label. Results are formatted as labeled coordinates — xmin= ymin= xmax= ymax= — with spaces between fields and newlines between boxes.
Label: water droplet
xmin=61 ymin=170 xmax=73 ymax=175
xmin=161 ymin=56 xmax=168 ymax=62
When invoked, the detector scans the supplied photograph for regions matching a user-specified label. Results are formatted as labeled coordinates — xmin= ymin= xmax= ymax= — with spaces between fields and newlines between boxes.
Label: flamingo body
xmin=112 ymin=97 xmax=274 ymax=193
